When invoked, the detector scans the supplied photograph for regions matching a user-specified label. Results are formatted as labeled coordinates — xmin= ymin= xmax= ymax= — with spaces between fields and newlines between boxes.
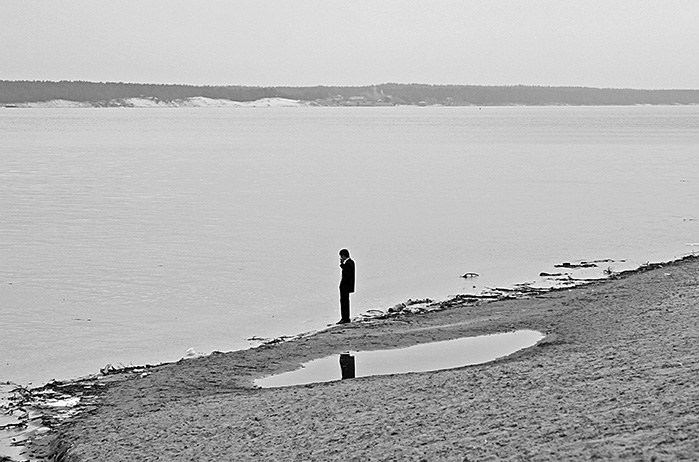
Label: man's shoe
xmin=336 ymin=319 xmax=350 ymax=325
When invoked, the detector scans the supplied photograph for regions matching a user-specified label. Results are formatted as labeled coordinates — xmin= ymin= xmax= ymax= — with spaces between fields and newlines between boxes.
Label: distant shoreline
xmin=4 ymin=80 xmax=699 ymax=107
xmin=3 ymin=97 xmax=315 ymax=109
xmin=5 ymin=97 xmax=699 ymax=109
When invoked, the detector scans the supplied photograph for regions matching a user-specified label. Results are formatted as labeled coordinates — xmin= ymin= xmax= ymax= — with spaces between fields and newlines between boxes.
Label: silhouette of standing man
xmin=338 ymin=249 xmax=355 ymax=324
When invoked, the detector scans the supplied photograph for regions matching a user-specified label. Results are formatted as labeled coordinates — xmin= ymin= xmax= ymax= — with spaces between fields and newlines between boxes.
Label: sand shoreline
xmin=11 ymin=255 xmax=699 ymax=460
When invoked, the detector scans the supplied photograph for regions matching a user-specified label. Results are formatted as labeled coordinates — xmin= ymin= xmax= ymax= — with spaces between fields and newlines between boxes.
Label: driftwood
xmin=554 ymin=262 xmax=598 ymax=269
xmin=484 ymin=285 xmax=552 ymax=298
xmin=100 ymin=363 xmax=158 ymax=376
xmin=553 ymin=258 xmax=619 ymax=269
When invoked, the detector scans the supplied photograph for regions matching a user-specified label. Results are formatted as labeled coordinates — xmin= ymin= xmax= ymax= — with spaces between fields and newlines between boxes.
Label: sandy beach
xmin=17 ymin=255 xmax=699 ymax=461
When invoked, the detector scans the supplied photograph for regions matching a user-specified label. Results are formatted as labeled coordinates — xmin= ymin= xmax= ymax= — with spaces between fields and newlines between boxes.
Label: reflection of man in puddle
xmin=339 ymin=352 xmax=355 ymax=379
xmin=337 ymin=248 xmax=355 ymax=324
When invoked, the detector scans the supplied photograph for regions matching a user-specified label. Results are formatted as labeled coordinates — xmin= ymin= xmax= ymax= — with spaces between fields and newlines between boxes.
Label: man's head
xmin=339 ymin=249 xmax=350 ymax=259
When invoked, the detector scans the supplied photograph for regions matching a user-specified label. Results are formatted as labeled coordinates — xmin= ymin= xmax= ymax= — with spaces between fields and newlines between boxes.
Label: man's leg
xmin=340 ymin=291 xmax=350 ymax=323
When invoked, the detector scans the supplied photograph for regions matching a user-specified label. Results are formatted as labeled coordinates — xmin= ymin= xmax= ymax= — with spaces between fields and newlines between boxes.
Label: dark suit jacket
xmin=340 ymin=258 xmax=355 ymax=293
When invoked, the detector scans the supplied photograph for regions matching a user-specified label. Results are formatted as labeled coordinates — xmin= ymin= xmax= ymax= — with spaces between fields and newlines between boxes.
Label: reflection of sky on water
xmin=256 ymin=330 xmax=544 ymax=388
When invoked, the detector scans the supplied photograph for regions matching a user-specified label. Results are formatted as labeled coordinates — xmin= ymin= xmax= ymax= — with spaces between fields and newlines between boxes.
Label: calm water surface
xmin=1 ymin=106 xmax=698 ymax=385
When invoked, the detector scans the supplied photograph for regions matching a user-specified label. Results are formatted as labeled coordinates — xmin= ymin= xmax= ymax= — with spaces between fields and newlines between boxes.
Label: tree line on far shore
xmin=2 ymin=80 xmax=699 ymax=106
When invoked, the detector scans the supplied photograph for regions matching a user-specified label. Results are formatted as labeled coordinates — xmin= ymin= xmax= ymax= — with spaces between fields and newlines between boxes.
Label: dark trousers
xmin=340 ymin=290 xmax=351 ymax=321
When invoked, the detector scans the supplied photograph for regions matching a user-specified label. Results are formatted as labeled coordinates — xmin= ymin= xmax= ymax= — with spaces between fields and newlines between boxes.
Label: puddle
xmin=255 ymin=330 xmax=544 ymax=388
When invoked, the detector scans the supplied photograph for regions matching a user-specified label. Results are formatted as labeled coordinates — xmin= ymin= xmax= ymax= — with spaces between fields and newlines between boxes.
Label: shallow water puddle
xmin=255 ymin=330 xmax=544 ymax=388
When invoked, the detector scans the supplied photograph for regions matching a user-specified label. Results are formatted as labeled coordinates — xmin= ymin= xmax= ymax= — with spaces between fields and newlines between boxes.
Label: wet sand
xmin=28 ymin=255 xmax=699 ymax=460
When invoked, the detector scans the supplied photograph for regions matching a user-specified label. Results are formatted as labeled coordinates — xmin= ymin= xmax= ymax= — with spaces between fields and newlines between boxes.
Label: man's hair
xmin=339 ymin=249 xmax=350 ymax=258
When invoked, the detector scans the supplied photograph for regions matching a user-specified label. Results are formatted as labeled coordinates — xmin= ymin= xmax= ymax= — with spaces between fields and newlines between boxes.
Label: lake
xmin=1 ymin=105 xmax=698 ymax=385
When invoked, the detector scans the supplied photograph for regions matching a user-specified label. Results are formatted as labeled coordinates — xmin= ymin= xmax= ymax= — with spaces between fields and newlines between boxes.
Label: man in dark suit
xmin=338 ymin=249 xmax=355 ymax=324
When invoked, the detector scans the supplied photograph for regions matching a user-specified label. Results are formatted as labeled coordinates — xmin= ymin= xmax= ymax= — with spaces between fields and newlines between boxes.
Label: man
xmin=338 ymin=249 xmax=355 ymax=324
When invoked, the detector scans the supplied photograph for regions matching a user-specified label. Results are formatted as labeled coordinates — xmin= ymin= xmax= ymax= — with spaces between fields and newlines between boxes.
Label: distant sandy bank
xmin=10 ymin=97 xmax=314 ymax=108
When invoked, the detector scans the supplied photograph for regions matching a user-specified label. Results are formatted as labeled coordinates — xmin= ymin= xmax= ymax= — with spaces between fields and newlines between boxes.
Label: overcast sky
xmin=2 ymin=1 xmax=697 ymax=89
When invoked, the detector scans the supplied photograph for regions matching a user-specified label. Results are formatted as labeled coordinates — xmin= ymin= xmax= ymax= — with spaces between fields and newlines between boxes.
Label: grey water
xmin=255 ymin=330 xmax=545 ymax=388
xmin=1 ymin=106 xmax=698 ymax=386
